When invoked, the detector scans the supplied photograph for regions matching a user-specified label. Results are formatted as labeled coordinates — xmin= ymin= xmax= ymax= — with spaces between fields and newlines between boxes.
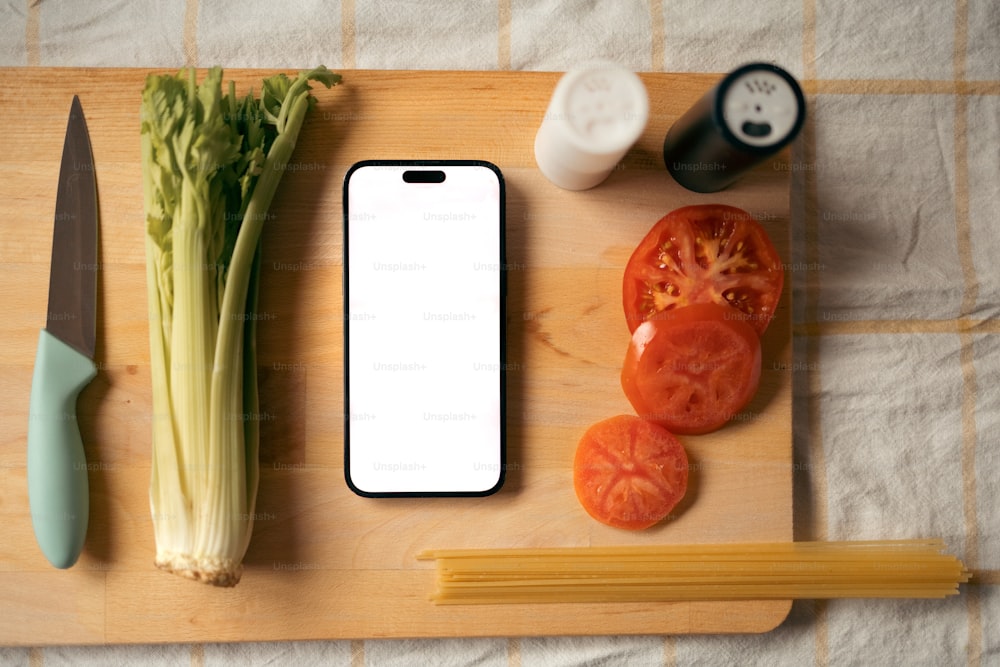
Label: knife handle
xmin=27 ymin=329 xmax=97 ymax=569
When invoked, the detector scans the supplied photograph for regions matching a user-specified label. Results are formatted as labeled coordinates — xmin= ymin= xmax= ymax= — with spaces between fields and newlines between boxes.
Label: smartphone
xmin=343 ymin=160 xmax=506 ymax=497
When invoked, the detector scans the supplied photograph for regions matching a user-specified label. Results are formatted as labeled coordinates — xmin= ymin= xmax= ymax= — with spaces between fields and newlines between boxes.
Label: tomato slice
xmin=621 ymin=303 xmax=761 ymax=435
xmin=623 ymin=205 xmax=784 ymax=335
xmin=573 ymin=415 xmax=689 ymax=530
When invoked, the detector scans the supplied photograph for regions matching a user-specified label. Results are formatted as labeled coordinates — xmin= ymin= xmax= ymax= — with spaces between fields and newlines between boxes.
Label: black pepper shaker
xmin=663 ymin=62 xmax=806 ymax=193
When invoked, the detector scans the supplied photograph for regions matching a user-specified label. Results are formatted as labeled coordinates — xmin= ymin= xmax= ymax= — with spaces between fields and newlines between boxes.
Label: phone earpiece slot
xmin=402 ymin=170 xmax=446 ymax=183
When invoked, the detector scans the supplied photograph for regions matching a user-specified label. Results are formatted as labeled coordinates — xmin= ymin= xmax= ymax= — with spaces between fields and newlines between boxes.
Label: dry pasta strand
xmin=418 ymin=540 xmax=971 ymax=605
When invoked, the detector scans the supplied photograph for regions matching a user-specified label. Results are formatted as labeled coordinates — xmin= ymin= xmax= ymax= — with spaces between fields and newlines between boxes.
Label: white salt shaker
xmin=534 ymin=61 xmax=649 ymax=190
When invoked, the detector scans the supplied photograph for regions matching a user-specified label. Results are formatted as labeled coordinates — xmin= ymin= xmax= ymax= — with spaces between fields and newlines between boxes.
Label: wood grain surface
xmin=0 ymin=68 xmax=792 ymax=644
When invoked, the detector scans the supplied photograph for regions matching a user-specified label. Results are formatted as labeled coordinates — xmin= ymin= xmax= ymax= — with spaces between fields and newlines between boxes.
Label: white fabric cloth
xmin=1 ymin=1 xmax=998 ymax=665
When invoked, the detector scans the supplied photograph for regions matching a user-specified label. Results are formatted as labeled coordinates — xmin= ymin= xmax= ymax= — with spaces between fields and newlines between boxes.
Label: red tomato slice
xmin=623 ymin=205 xmax=784 ymax=335
xmin=621 ymin=303 xmax=761 ymax=435
xmin=573 ymin=415 xmax=689 ymax=530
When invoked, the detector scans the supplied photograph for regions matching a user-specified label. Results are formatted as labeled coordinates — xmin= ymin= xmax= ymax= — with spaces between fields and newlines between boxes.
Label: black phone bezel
xmin=342 ymin=159 xmax=507 ymax=498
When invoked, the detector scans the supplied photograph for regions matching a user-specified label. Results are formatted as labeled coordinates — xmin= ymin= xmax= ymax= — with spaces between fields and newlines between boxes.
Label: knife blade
xmin=27 ymin=95 xmax=99 ymax=569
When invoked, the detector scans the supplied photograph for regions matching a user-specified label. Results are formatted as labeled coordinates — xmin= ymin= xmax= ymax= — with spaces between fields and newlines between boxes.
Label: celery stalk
xmin=141 ymin=66 xmax=340 ymax=586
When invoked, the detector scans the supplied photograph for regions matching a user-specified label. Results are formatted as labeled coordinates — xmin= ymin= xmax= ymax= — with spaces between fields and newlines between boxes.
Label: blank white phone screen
xmin=344 ymin=163 xmax=504 ymax=495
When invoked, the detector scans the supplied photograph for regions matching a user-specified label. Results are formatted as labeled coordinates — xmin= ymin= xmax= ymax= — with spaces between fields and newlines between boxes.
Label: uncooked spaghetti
xmin=417 ymin=540 xmax=970 ymax=605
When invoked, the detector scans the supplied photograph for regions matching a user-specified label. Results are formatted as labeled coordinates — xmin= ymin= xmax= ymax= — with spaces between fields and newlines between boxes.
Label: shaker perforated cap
xmin=534 ymin=61 xmax=649 ymax=190
xmin=719 ymin=66 xmax=803 ymax=150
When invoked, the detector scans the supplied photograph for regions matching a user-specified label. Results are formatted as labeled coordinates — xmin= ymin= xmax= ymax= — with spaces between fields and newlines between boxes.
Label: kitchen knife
xmin=27 ymin=95 xmax=99 ymax=569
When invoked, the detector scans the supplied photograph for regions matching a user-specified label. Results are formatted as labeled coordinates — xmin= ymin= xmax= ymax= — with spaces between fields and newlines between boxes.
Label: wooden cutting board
xmin=0 ymin=68 xmax=792 ymax=645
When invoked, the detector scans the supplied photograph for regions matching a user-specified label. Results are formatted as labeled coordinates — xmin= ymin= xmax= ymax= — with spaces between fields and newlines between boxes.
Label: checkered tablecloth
xmin=1 ymin=1 xmax=998 ymax=665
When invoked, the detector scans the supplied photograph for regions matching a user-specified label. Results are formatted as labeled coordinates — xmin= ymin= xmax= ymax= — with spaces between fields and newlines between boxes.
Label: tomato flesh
xmin=573 ymin=415 xmax=689 ymax=530
xmin=621 ymin=303 xmax=761 ymax=435
xmin=623 ymin=205 xmax=783 ymax=335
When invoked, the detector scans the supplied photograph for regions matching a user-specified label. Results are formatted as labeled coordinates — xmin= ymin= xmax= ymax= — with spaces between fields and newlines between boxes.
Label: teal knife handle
xmin=27 ymin=329 xmax=97 ymax=568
